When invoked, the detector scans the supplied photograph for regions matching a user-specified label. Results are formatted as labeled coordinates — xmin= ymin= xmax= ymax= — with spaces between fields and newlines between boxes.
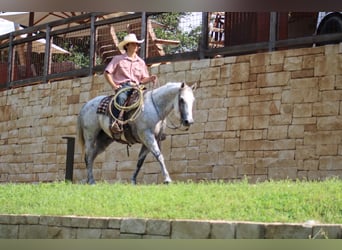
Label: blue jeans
xmin=113 ymin=82 xmax=134 ymax=118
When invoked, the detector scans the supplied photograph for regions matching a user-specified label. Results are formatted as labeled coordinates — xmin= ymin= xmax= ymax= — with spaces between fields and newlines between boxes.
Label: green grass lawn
xmin=0 ymin=178 xmax=341 ymax=224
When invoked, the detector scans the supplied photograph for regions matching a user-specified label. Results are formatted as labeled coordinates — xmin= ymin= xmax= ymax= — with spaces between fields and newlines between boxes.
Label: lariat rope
xmin=109 ymin=82 xmax=187 ymax=131
xmin=108 ymin=85 xmax=144 ymax=125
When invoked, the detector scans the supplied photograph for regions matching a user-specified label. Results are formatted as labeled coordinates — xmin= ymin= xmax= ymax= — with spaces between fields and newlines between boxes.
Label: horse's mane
xmin=146 ymin=82 xmax=184 ymax=117
xmin=149 ymin=82 xmax=182 ymax=96
xmin=160 ymin=82 xmax=182 ymax=90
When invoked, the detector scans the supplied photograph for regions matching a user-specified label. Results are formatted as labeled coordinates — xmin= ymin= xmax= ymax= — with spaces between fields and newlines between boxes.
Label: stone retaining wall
xmin=0 ymin=44 xmax=342 ymax=183
xmin=0 ymin=215 xmax=341 ymax=239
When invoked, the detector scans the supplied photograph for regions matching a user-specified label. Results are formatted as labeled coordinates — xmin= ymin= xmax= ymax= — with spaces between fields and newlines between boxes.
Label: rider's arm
xmin=104 ymin=71 xmax=121 ymax=91
xmin=140 ymin=75 xmax=157 ymax=84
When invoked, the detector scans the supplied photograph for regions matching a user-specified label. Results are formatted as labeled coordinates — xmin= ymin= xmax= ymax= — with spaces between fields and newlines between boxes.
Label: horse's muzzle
xmin=182 ymin=119 xmax=194 ymax=127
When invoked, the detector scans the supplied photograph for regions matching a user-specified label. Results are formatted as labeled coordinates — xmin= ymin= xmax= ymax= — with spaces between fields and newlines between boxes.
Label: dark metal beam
xmin=89 ymin=14 xmax=96 ymax=76
xmin=269 ymin=12 xmax=277 ymax=51
xmin=43 ymin=24 xmax=51 ymax=83
xmin=62 ymin=136 xmax=75 ymax=182
xmin=199 ymin=12 xmax=209 ymax=59
xmin=6 ymin=33 xmax=14 ymax=88
xmin=140 ymin=12 xmax=147 ymax=60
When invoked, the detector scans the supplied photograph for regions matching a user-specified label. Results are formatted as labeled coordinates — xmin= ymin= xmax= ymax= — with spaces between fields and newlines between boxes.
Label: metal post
xmin=140 ymin=12 xmax=147 ymax=60
xmin=199 ymin=12 xmax=209 ymax=59
xmin=269 ymin=12 xmax=277 ymax=51
xmin=62 ymin=136 xmax=75 ymax=182
xmin=43 ymin=24 xmax=51 ymax=83
xmin=89 ymin=14 xmax=96 ymax=75
xmin=7 ymin=33 xmax=14 ymax=89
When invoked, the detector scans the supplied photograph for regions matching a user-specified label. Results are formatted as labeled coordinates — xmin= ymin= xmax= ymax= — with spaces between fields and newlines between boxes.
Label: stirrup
xmin=111 ymin=121 xmax=122 ymax=133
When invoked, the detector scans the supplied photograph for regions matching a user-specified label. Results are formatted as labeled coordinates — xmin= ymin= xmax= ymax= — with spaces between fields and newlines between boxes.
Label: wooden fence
xmin=0 ymin=12 xmax=342 ymax=90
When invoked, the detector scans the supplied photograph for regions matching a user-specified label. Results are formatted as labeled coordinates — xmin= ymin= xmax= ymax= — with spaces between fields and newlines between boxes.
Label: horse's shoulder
xmin=97 ymin=95 xmax=109 ymax=99
xmin=92 ymin=95 xmax=110 ymax=102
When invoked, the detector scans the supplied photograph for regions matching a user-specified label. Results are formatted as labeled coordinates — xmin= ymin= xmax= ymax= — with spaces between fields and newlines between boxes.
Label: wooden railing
xmin=0 ymin=12 xmax=341 ymax=91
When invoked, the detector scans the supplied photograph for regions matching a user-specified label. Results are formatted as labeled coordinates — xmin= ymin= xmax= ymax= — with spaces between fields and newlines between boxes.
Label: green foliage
xmin=0 ymin=179 xmax=341 ymax=223
xmin=51 ymin=13 xmax=202 ymax=68
xmin=52 ymin=36 xmax=91 ymax=69
xmin=116 ymin=31 xmax=128 ymax=41
xmin=151 ymin=12 xmax=202 ymax=53
xmin=152 ymin=12 xmax=187 ymax=31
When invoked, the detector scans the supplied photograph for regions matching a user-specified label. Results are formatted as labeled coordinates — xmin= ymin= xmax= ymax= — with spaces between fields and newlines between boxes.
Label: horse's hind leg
xmin=85 ymin=131 xmax=114 ymax=184
xmin=96 ymin=131 xmax=115 ymax=155
xmin=131 ymin=145 xmax=149 ymax=185
xmin=84 ymin=138 xmax=97 ymax=185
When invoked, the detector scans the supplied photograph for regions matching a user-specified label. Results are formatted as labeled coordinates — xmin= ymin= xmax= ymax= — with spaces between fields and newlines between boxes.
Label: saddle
xmin=96 ymin=88 xmax=143 ymax=145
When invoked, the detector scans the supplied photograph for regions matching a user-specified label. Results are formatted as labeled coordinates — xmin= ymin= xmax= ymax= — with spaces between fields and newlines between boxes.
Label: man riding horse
xmin=77 ymin=82 xmax=196 ymax=184
xmin=104 ymin=33 xmax=157 ymax=134
xmin=78 ymin=33 xmax=196 ymax=184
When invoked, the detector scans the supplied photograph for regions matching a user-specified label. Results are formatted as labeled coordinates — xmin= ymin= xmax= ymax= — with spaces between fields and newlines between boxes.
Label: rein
xmin=166 ymin=116 xmax=188 ymax=131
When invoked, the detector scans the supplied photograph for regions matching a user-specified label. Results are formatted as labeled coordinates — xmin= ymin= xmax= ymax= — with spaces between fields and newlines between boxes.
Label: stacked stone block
xmin=0 ymin=214 xmax=341 ymax=239
xmin=0 ymin=44 xmax=342 ymax=183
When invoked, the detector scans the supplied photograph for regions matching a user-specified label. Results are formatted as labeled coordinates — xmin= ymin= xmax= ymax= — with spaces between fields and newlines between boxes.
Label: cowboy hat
xmin=118 ymin=33 xmax=144 ymax=50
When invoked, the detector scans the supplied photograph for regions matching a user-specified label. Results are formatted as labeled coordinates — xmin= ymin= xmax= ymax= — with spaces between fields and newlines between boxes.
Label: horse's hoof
xmin=163 ymin=179 xmax=172 ymax=185
xmin=164 ymin=176 xmax=172 ymax=183
xmin=87 ymin=180 xmax=96 ymax=185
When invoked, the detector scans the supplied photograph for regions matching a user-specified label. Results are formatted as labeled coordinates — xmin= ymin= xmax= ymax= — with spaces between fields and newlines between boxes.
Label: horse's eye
xmin=180 ymin=97 xmax=185 ymax=104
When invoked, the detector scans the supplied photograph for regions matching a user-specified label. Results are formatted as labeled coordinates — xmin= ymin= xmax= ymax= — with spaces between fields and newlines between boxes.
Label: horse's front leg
xmin=155 ymin=152 xmax=172 ymax=184
xmin=144 ymin=134 xmax=171 ymax=184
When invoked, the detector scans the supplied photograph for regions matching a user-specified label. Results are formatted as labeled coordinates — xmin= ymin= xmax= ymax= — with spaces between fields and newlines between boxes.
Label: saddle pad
xmin=96 ymin=95 xmax=114 ymax=115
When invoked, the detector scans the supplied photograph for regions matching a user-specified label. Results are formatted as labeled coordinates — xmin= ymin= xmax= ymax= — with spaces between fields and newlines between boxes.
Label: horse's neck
xmin=151 ymin=83 xmax=180 ymax=119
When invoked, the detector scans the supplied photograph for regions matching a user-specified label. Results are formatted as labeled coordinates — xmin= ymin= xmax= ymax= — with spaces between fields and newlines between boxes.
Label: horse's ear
xmin=181 ymin=82 xmax=185 ymax=88
xmin=191 ymin=82 xmax=197 ymax=91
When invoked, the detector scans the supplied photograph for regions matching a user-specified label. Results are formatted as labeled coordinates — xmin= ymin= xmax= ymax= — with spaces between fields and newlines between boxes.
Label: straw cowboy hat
xmin=118 ymin=33 xmax=144 ymax=50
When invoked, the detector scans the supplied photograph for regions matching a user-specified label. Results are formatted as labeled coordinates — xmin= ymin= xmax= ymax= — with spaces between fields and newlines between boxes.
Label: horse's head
xmin=178 ymin=82 xmax=196 ymax=127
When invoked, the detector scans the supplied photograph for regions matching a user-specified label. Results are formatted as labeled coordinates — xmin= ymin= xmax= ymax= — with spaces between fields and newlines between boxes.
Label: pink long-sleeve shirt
xmin=105 ymin=53 xmax=149 ymax=85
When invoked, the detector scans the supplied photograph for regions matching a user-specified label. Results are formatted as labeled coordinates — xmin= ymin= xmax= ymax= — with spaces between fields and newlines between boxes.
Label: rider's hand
xmin=112 ymin=84 xmax=121 ymax=91
xmin=150 ymin=75 xmax=157 ymax=83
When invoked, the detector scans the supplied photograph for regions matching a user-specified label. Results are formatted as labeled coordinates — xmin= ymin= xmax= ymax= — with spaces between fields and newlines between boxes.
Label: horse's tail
xmin=76 ymin=114 xmax=85 ymax=156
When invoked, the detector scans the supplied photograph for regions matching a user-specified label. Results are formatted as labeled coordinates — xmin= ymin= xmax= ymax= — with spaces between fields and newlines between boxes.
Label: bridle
xmin=151 ymin=87 xmax=189 ymax=131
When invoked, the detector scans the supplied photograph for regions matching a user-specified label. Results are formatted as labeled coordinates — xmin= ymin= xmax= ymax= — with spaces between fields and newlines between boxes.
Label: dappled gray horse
xmin=77 ymin=82 xmax=196 ymax=184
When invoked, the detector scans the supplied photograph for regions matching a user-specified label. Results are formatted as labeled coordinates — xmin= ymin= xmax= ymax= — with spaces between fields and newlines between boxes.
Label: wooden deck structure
xmin=0 ymin=12 xmax=341 ymax=90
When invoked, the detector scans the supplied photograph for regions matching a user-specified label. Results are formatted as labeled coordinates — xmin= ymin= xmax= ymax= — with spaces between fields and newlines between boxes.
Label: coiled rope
xmin=108 ymin=85 xmax=144 ymax=125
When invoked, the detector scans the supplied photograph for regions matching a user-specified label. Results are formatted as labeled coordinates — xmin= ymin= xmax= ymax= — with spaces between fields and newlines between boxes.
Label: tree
xmin=52 ymin=36 xmax=91 ymax=69
xmin=150 ymin=12 xmax=202 ymax=53
xmin=52 ymin=12 xmax=203 ymax=68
